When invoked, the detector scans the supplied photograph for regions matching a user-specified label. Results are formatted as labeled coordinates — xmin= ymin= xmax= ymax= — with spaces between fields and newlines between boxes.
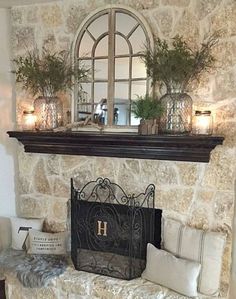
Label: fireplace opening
xmin=71 ymin=177 xmax=162 ymax=280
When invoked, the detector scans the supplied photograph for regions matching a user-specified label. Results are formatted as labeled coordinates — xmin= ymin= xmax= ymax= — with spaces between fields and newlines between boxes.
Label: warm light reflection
xmin=193 ymin=110 xmax=213 ymax=135
xmin=22 ymin=110 xmax=36 ymax=131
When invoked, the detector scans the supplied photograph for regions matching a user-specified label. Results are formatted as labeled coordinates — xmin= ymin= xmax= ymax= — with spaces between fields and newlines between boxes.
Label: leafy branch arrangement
xmin=13 ymin=48 xmax=89 ymax=97
xmin=131 ymin=95 xmax=164 ymax=120
xmin=142 ymin=33 xmax=218 ymax=91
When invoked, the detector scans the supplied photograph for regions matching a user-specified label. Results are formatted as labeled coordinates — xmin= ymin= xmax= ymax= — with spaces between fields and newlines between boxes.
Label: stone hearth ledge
xmin=3 ymin=264 xmax=226 ymax=299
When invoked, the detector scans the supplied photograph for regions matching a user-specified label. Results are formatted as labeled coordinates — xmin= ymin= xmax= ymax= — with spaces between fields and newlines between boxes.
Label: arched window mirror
xmin=73 ymin=6 xmax=153 ymax=127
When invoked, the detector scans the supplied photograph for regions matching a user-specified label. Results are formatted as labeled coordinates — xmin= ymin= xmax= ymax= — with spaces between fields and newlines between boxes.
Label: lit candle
xmin=192 ymin=110 xmax=213 ymax=135
xmin=22 ymin=110 xmax=36 ymax=131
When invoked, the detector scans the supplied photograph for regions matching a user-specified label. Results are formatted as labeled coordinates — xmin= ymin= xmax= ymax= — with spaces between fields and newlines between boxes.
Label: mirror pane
xmin=129 ymin=25 xmax=147 ymax=54
xmin=78 ymin=32 xmax=94 ymax=57
xmin=95 ymin=35 xmax=108 ymax=57
xmin=77 ymin=83 xmax=92 ymax=121
xmin=88 ymin=14 xmax=108 ymax=39
xmin=115 ymin=34 xmax=129 ymax=55
xmin=94 ymin=82 xmax=108 ymax=104
xmin=131 ymin=80 xmax=147 ymax=99
xmin=78 ymin=83 xmax=92 ymax=104
xmin=116 ymin=12 xmax=137 ymax=36
xmin=132 ymin=57 xmax=146 ymax=79
xmin=115 ymin=57 xmax=129 ymax=79
xmin=78 ymin=105 xmax=92 ymax=120
xmin=78 ymin=59 xmax=92 ymax=80
xmin=94 ymin=59 xmax=108 ymax=80
xmin=131 ymin=110 xmax=141 ymax=125
xmin=114 ymin=82 xmax=129 ymax=125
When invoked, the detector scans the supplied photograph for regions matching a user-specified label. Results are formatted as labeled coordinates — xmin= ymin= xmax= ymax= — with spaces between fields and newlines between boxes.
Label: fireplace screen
xmin=71 ymin=177 xmax=161 ymax=280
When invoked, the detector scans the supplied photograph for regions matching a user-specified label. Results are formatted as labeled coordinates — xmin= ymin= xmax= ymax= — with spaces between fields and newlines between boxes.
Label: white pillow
xmin=162 ymin=218 xmax=226 ymax=296
xmin=26 ymin=229 xmax=67 ymax=255
xmin=142 ymin=243 xmax=201 ymax=297
xmin=10 ymin=217 xmax=44 ymax=250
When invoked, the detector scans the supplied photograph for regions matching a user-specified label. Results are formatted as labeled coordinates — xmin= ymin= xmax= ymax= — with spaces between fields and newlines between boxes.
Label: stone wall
xmin=11 ymin=0 xmax=236 ymax=296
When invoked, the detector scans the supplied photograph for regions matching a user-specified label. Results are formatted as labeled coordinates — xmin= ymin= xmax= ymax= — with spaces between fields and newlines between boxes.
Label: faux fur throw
xmin=0 ymin=249 xmax=68 ymax=288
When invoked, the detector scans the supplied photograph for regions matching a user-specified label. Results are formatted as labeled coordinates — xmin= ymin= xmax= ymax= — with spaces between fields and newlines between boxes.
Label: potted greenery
xmin=142 ymin=34 xmax=218 ymax=134
xmin=13 ymin=48 xmax=89 ymax=130
xmin=131 ymin=95 xmax=164 ymax=135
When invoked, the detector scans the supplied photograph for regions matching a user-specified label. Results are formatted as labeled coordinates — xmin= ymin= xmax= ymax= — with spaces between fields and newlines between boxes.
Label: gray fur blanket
xmin=0 ymin=249 xmax=68 ymax=288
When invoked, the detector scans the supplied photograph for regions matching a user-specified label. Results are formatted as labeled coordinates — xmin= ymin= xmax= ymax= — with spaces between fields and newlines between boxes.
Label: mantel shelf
xmin=7 ymin=131 xmax=224 ymax=163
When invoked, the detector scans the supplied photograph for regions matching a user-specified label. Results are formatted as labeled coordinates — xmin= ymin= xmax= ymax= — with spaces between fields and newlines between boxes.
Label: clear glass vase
xmin=34 ymin=96 xmax=63 ymax=130
xmin=160 ymin=91 xmax=192 ymax=135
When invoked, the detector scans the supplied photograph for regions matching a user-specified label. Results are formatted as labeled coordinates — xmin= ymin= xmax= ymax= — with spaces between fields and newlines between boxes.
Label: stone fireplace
xmin=14 ymin=141 xmax=235 ymax=296
xmin=8 ymin=0 xmax=236 ymax=297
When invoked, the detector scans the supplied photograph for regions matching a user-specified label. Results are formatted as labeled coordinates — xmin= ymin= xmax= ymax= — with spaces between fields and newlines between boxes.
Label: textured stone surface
xmin=51 ymin=199 xmax=68 ymax=221
xmin=213 ymin=70 xmax=236 ymax=102
xmin=40 ymin=4 xmax=63 ymax=28
xmin=194 ymin=0 xmax=220 ymax=20
xmin=161 ymin=0 xmax=190 ymax=7
xmin=43 ymin=219 xmax=67 ymax=233
xmin=46 ymin=155 xmax=61 ymax=176
xmin=177 ymin=163 xmax=200 ymax=186
xmin=174 ymin=10 xmax=199 ymax=43
xmin=153 ymin=8 xmax=173 ymax=36
xmin=3 ymin=266 xmax=227 ymax=299
xmin=214 ymin=192 xmax=234 ymax=226
xmin=12 ymin=26 xmax=35 ymax=51
xmin=202 ymin=146 xmax=236 ymax=191
xmin=65 ymin=4 xmax=87 ymax=34
xmin=33 ymin=158 xmax=51 ymax=194
xmin=27 ymin=7 xmax=39 ymax=23
xmin=10 ymin=0 xmax=236 ymax=296
xmin=52 ymin=177 xmax=70 ymax=198
xmin=156 ymin=187 xmax=194 ymax=213
xmin=212 ymin=41 xmax=236 ymax=70
xmin=209 ymin=2 xmax=236 ymax=36
xmin=18 ymin=194 xmax=50 ymax=218
xmin=11 ymin=8 xmax=23 ymax=25
xmin=189 ymin=202 xmax=212 ymax=229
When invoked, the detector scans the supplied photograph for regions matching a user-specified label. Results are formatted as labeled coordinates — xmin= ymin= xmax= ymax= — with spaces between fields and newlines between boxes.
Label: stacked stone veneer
xmin=11 ymin=0 xmax=236 ymax=296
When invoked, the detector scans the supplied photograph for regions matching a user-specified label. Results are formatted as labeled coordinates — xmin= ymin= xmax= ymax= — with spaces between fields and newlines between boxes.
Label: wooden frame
xmin=72 ymin=5 xmax=154 ymax=126
xmin=7 ymin=131 xmax=224 ymax=163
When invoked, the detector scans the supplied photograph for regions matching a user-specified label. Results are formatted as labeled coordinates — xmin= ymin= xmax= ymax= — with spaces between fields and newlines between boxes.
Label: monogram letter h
xmin=97 ymin=220 xmax=107 ymax=236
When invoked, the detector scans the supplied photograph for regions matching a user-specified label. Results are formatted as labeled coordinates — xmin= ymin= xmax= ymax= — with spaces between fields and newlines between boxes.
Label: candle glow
xmin=22 ymin=110 xmax=36 ymax=131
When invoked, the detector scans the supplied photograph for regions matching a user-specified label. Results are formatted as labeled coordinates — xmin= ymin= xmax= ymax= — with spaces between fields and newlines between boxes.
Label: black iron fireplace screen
xmin=71 ymin=177 xmax=162 ymax=280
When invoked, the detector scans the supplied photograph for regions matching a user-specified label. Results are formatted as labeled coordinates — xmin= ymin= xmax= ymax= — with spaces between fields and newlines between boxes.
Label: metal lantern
xmin=160 ymin=92 xmax=192 ymax=135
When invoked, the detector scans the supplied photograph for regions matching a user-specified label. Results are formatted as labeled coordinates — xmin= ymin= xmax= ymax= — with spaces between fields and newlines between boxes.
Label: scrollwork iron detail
xmin=71 ymin=177 xmax=157 ymax=280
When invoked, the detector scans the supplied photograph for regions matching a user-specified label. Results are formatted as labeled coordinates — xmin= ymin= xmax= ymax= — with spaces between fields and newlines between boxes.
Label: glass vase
xmin=160 ymin=92 xmax=192 ymax=135
xmin=34 ymin=96 xmax=63 ymax=130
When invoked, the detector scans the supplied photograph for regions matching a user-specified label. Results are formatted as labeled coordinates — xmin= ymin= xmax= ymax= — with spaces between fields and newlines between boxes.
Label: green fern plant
xmin=13 ymin=48 xmax=89 ymax=97
xmin=142 ymin=33 xmax=218 ymax=91
xmin=131 ymin=95 xmax=164 ymax=120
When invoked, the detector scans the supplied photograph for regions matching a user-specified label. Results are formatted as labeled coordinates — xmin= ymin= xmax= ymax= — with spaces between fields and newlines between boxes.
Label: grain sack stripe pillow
xmin=176 ymin=224 xmax=184 ymax=257
xmin=162 ymin=218 xmax=226 ymax=296
xmin=198 ymin=231 xmax=207 ymax=292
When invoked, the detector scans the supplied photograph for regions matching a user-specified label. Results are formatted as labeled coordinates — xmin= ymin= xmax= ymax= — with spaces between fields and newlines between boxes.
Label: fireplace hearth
xmin=71 ymin=177 xmax=162 ymax=280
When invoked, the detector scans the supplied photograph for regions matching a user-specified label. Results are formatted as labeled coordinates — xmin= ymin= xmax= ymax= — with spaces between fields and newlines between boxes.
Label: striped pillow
xmin=162 ymin=218 xmax=226 ymax=296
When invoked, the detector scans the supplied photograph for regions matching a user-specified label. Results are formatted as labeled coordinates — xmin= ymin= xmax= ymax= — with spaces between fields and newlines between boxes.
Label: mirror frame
xmin=71 ymin=4 xmax=154 ymax=128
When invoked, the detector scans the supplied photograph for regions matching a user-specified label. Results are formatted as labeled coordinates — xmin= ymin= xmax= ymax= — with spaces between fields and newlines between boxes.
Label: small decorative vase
xmin=138 ymin=119 xmax=158 ymax=135
xmin=160 ymin=89 xmax=192 ymax=135
xmin=34 ymin=96 xmax=63 ymax=130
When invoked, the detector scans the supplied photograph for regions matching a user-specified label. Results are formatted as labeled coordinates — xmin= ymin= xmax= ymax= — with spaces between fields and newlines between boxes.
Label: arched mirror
xmin=73 ymin=6 xmax=153 ymax=127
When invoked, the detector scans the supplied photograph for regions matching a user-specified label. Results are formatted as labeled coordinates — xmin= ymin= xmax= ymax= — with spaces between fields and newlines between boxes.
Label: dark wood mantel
xmin=7 ymin=130 xmax=224 ymax=163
